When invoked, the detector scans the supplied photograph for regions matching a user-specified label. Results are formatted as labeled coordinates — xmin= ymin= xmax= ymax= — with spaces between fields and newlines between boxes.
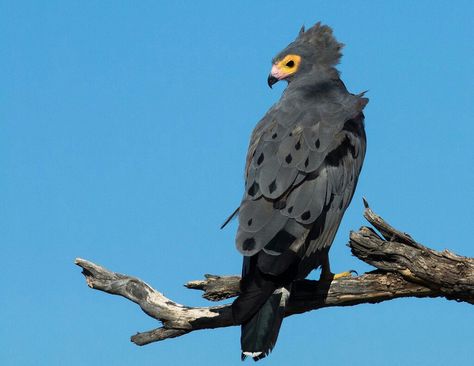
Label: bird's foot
xmin=333 ymin=270 xmax=357 ymax=280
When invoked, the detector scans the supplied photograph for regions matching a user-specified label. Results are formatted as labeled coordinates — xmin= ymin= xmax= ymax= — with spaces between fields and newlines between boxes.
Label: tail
xmin=232 ymin=255 xmax=295 ymax=361
xmin=239 ymin=286 xmax=290 ymax=361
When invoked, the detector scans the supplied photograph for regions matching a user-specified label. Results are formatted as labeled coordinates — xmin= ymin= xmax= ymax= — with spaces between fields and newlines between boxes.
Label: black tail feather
xmin=232 ymin=255 xmax=279 ymax=324
xmin=240 ymin=287 xmax=290 ymax=361
xmin=232 ymin=275 xmax=278 ymax=325
xmin=232 ymin=255 xmax=293 ymax=361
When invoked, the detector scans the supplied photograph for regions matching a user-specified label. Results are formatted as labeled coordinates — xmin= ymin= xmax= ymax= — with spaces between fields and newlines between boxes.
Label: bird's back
xmin=237 ymin=79 xmax=367 ymax=278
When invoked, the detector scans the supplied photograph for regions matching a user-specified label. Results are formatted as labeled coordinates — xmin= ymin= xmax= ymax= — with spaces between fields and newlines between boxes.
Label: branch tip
xmin=362 ymin=197 xmax=369 ymax=208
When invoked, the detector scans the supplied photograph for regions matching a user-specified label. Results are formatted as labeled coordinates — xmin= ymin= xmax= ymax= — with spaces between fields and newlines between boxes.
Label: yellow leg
xmin=319 ymin=250 xmax=357 ymax=281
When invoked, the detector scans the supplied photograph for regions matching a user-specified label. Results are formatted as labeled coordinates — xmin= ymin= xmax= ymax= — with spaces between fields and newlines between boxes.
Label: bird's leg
xmin=319 ymin=251 xmax=333 ymax=281
xmin=319 ymin=250 xmax=355 ymax=281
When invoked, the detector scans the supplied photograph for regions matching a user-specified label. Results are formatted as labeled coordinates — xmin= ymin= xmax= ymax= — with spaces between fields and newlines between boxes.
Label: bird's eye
xmin=276 ymin=54 xmax=301 ymax=75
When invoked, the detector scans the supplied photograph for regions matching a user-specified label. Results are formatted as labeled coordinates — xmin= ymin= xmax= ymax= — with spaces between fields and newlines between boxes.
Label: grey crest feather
xmin=298 ymin=25 xmax=305 ymax=37
xmin=294 ymin=22 xmax=344 ymax=66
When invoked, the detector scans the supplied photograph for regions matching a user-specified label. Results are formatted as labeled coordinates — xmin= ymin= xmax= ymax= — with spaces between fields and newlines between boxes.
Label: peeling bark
xmin=75 ymin=205 xmax=474 ymax=346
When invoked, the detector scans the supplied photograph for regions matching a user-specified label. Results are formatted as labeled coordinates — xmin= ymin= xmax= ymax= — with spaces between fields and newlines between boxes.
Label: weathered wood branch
xmin=75 ymin=205 xmax=474 ymax=346
xmin=352 ymin=202 xmax=474 ymax=304
xmin=75 ymin=259 xmax=436 ymax=346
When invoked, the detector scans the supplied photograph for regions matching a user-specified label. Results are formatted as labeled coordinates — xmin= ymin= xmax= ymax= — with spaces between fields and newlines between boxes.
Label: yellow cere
xmin=276 ymin=54 xmax=301 ymax=76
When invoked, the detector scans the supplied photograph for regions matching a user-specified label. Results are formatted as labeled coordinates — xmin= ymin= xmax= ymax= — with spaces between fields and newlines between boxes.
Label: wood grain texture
xmin=75 ymin=205 xmax=473 ymax=346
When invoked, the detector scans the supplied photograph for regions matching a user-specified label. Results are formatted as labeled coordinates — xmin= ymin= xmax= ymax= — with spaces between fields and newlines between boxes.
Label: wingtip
xmin=220 ymin=207 xmax=240 ymax=229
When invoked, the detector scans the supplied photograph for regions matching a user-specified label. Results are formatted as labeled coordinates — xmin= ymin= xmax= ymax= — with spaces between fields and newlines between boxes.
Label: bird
xmin=224 ymin=22 xmax=368 ymax=361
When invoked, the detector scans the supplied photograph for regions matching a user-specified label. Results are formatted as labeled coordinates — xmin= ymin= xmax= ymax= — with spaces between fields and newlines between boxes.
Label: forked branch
xmin=75 ymin=204 xmax=474 ymax=346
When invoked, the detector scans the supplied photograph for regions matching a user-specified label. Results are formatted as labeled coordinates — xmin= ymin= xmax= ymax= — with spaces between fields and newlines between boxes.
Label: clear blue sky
xmin=1 ymin=1 xmax=473 ymax=365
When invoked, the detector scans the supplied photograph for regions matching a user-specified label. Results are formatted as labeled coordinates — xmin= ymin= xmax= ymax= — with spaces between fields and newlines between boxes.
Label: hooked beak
xmin=267 ymin=74 xmax=278 ymax=88
xmin=267 ymin=64 xmax=285 ymax=89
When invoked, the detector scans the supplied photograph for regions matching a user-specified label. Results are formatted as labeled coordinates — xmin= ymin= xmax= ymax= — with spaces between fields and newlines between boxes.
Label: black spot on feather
xmin=269 ymin=180 xmax=277 ymax=194
xmin=257 ymin=153 xmax=264 ymax=165
xmin=285 ymin=154 xmax=292 ymax=163
xmin=247 ymin=181 xmax=259 ymax=197
xmin=242 ymin=238 xmax=256 ymax=251
xmin=264 ymin=230 xmax=297 ymax=253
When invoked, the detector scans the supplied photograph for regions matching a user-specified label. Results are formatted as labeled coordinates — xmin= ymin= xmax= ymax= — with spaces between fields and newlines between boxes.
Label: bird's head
xmin=267 ymin=22 xmax=344 ymax=88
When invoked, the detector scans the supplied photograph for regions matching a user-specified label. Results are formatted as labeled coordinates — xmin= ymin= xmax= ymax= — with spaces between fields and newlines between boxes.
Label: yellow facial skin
xmin=275 ymin=54 xmax=302 ymax=77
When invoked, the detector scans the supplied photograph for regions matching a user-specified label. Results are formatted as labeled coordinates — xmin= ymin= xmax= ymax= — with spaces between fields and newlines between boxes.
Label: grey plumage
xmin=236 ymin=84 xmax=366 ymax=260
xmin=230 ymin=22 xmax=368 ymax=360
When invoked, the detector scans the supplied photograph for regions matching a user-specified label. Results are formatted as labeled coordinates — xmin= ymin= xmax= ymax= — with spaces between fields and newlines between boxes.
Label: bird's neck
xmin=287 ymin=65 xmax=340 ymax=90
xmin=283 ymin=68 xmax=347 ymax=102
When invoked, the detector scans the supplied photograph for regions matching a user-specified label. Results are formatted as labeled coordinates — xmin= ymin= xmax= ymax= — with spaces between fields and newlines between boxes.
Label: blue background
xmin=2 ymin=1 xmax=473 ymax=365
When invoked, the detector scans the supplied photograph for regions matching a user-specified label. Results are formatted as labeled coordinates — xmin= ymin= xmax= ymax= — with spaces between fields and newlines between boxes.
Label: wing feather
xmin=236 ymin=84 xmax=367 ymax=273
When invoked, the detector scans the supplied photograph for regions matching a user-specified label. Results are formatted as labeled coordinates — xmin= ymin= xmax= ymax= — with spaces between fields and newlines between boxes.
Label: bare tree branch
xmin=352 ymin=203 xmax=474 ymax=304
xmin=75 ymin=205 xmax=474 ymax=346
